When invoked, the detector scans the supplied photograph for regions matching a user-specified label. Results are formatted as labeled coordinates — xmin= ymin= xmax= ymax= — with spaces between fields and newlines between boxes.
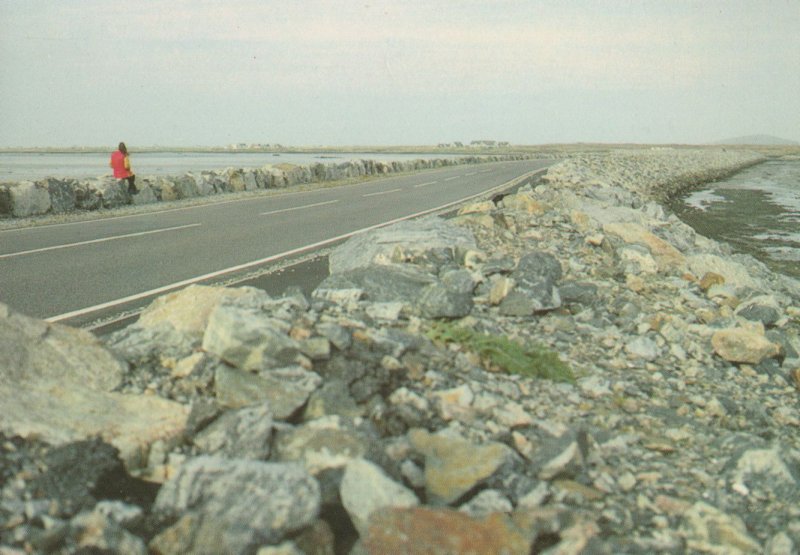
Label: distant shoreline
xmin=1 ymin=143 xmax=798 ymax=157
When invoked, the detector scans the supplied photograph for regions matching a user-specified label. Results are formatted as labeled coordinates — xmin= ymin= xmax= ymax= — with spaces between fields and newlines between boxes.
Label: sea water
xmin=0 ymin=151 xmax=466 ymax=182
xmin=670 ymin=159 xmax=800 ymax=280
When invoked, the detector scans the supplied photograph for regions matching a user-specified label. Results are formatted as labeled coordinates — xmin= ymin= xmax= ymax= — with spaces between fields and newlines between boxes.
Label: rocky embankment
xmin=0 ymin=155 xmax=536 ymax=219
xmin=2 ymin=148 xmax=800 ymax=554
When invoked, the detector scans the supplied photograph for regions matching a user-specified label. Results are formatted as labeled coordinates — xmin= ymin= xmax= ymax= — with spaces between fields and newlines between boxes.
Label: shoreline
xmin=2 ymin=147 xmax=799 ymax=553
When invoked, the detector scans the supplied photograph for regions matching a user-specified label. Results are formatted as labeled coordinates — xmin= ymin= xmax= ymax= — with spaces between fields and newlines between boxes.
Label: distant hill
xmin=714 ymin=134 xmax=798 ymax=146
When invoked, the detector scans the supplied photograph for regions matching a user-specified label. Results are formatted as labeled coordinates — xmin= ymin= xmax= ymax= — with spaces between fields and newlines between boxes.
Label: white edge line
xmin=261 ymin=199 xmax=339 ymax=216
xmin=362 ymin=188 xmax=402 ymax=197
xmin=0 ymin=223 xmax=201 ymax=260
xmin=45 ymin=167 xmax=546 ymax=324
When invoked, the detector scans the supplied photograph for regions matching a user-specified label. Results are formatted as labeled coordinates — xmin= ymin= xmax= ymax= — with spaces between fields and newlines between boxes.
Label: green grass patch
xmin=426 ymin=321 xmax=574 ymax=383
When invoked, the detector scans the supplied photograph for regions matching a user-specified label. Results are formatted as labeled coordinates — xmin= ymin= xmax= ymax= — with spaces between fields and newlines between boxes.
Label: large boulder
xmin=0 ymin=303 xmax=188 ymax=468
xmin=328 ymin=216 xmax=477 ymax=274
xmin=45 ymin=177 xmax=78 ymax=213
xmin=2 ymin=180 xmax=51 ymax=217
xmin=151 ymin=456 xmax=320 ymax=553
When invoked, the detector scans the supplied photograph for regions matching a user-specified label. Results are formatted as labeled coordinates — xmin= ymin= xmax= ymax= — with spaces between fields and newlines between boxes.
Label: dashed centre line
xmin=261 ymin=199 xmax=339 ymax=216
xmin=465 ymin=171 xmax=477 ymax=176
xmin=363 ymin=188 xmax=402 ymax=197
xmin=0 ymin=223 xmax=202 ymax=260
xmin=414 ymin=180 xmax=438 ymax=188
xmin=443 ymin=176 xmax=460 ymax=182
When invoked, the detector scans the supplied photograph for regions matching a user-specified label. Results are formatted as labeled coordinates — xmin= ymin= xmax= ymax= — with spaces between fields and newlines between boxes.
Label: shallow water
xmin=670 ymin=159 xmax=800 ymax=280
xmin=0 ymin=151 xmax=465 ymax=181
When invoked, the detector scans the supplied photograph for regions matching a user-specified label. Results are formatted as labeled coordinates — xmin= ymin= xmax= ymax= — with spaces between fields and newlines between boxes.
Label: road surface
xmin=0 ymin=159 xmax=552 ymax=327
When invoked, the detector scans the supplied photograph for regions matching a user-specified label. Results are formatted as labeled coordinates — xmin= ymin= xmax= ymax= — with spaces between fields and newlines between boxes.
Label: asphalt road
xmin=0 ymin=159 xmax=552 ymax=327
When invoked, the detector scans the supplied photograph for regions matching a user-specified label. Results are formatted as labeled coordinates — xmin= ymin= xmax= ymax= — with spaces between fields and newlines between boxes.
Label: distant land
xmin=714 ymin=134 xmax=799 ymax=146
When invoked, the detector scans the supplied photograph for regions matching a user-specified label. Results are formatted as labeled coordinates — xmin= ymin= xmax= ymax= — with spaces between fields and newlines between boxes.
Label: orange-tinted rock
xmin=362 ymin=506 xmax=530 ymax=555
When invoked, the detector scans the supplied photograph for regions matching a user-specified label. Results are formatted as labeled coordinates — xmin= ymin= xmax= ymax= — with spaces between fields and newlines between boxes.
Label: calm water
xmin=0 ymin=151 xmax=465 ymax=181
xmin=670 ymin=159 xmax=800 ymax=280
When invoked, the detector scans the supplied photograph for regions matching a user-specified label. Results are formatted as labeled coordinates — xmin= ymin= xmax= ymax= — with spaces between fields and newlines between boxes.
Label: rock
xmin=214 ymin=365 xmax=321 ymax=420
xmin=726 ymin=445 xmax=799 ymax=498
xmin=458 ymin=489 xmax=513 ymax=518
xmin=152 ymin=456 xmax=320 ymax=553
xmin=273 ymin=416 xmax=372 ymax=474
xmin=67 ymin=511 xmax=148 ymax=555
xmin=503 ymin=251 xmax=563 ymax=313
xmin=735 ymin=295 xmax=783 ymax=327
xmin=340 ymin=458 xmax=419 ymax=536
xmin=687 ymin=254 xmax=761 ymax=290
xmin=361 ymin=506 xmax=531 ymax=554
xmin=44 ymin=178 xmax=77 ymax=213
xmin=0 ymin=303 xmax=187 ymax=468
xmin=202 ymin=301 xmax=300 ymax=370
xmin=30 ymin=439 xmax=136 ymax=518
xmin=3 ymin=181 xmax=51 ymax=217
xmin=315 ymin=265 xmax=437 ymax=306
xmin=603 ymin=222 xmax=685 ymax=271
xmin=137 ymin=284 xmax=264 ymax=340
xmin=417 ymin=283 xmax=473 ymax=319
xmin=408 ymin=428 xmax=513 ymax=504
xmin=486 ymin=274 xmax=515 ymax=305
xmin=192 ymin=402 xmax=273 ymax=459
xmin=502 ymin=192 xmax=547 ymax=214
xmin=625 ymin=336 xmax=661 ymax=361
xmin=680 ymin=501 xmax=761 ymax=554
xmin=304 ymin=380 xmax=363 ymax=420
xmin=712 ymin=328 xmax=781 ymax=364
xmin=328 ymin=216 xmax=476 ymax=274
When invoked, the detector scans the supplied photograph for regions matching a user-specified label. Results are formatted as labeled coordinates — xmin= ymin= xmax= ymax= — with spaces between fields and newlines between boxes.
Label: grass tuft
xmin=427 ymin=321 xmax=574 ymax=383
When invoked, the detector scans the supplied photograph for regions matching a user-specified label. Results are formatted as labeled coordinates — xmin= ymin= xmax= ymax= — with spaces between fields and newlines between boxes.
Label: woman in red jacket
xmin=110 ymin=142 xmax=136 ymax=193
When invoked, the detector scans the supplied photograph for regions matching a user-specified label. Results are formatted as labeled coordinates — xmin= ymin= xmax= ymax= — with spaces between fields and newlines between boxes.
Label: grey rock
xmin=735 ymin=295 xmax=783 ymax=327
xmin=4 ymin=181 xmax=51 ymax=217
xmin=273 ymin=416 xmax=372 ymax=474
xmin=328 ymin=216 xmax=476 ymax=274
xmin=458 ymin=489 xmax=513 ymax=517
xmin=418 ymin=283 xmax=473 ymax=319
xmin=153 ymin=456 xmax=320 ymax=552
xmin=45 ymin=178 xmax=77 ymax=213
xmin=315 ymin=264 xmax=436 ymax=306
xmin=440 ymin=269 xmax=476 ymax=295
xmin=315 ymin=321 xmax=352 ymax=350
xmin=625 ymin=336 xmax=661 ymax=361
xmin=559 ymin=280 xmax=599 ymax=305
xmin=214 ymin=365 xmax=321 ymax=420
xmin=202 ymin=302 xmax=300 ymax=370
xmin=340 ymin=458 xmax=419 ymax=536
xmin=68 ymin=511 xmax=147 ymax=555
xmin=193 ymin=402 xmax=273 ymax=459
xmin=303 ymin=380 xmax=363 ymax=420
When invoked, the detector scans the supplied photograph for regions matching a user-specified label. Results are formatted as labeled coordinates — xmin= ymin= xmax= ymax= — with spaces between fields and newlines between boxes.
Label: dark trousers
xmin=126 ymin=175 xmax=136 ymax=194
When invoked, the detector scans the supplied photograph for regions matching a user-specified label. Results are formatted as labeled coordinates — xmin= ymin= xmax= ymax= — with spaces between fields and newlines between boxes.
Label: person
xmin=110 ymin=142 xmax=136 ymax=194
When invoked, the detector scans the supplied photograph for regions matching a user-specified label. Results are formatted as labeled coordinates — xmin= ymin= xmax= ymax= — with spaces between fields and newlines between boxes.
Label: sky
xmin=1 ymin=0 xmax=799 ymax=147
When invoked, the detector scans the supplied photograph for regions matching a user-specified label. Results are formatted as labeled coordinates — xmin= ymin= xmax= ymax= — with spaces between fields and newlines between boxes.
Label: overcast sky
xmin=1 ymin=0 xmax=798 ymax=147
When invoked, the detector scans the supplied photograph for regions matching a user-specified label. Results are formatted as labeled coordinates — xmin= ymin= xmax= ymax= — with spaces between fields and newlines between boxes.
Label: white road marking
xmin=261 ymin=199 xmax=339 ymax=216
xmin=414 ymin=181 xmax=438 ymax=188
xmin=444 ymin=176 xmax=460 ymax=181
xmin=363 ymin=188 xmax=402 ymax=197
xmin=465 ymin=172 xmax=477 ymax=176
xmin=45 ymin=166 xmax=549 ymax=324
xmin=479 ymin=169 xmax=493 ymax=173
xmin=0 ymin=223 xmax=201 ymax=260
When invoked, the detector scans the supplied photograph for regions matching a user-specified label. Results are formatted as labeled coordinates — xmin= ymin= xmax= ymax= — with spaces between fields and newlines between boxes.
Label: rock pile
xmin=2 ymin=147 xmax=800 ymax=554
xmin=0 ymin=154 xmax=537 ymax=218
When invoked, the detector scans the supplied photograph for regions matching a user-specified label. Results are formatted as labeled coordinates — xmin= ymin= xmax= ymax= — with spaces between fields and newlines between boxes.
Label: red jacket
xmin=110 ymin=150 xmax=132 ymax=178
